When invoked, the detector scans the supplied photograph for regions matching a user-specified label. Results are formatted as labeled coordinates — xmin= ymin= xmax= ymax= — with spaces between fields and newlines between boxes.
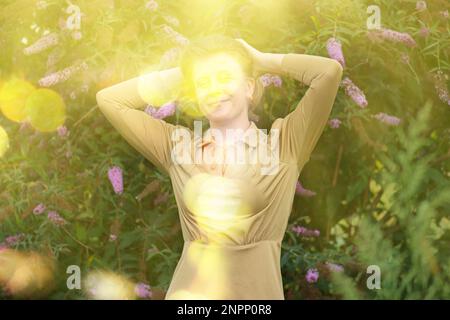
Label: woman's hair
xmin=177 ymin=34 xmax=264 ymax=117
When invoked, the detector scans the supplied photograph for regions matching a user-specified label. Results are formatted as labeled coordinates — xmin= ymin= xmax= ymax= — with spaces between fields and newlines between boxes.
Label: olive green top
xmin=96 ymin=53 xmax=343 ymax=299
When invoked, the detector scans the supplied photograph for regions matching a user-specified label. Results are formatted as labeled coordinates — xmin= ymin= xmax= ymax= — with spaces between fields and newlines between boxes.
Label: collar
xmin=198 ymin=121 xmax=265 ymax=149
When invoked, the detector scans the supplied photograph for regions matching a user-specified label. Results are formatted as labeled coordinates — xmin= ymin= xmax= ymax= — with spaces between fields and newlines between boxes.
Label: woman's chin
xmin=203 ymin=102 xmax=232 ymax=119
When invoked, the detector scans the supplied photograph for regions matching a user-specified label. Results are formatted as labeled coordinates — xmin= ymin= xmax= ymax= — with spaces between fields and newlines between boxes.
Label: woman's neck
xmin=208 ymin=113 xmax=252 ymax=146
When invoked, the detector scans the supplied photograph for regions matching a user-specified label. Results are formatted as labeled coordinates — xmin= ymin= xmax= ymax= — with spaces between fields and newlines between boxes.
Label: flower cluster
xmin=372 ymin=112 xmax=402 ymax=126
xmin=47 ymin=210 xmax=68 ymax=226
xmin=367 ymin=28 xmax=417 ymax=48
xmin=0 ymin=233 xmax=26 ymax=249
xmin=135 ymin=282 xmax=153 ymax=299
xmin=23 ymin=32 xmax=59 ymax=55
xmin=259 ymin=74 xmax=282 ymax=88
xmin=341 ymin=77 xmax=368 ymax=108
xmin=292 ymin=225 xmax=320 ymax=237
xmin=326 ymin=37 xmax=346 ymax=68
xmin=432 ymin=70 xmax=450 ymax=106
xmin=305 ymin=268 xmax=319 ymax=283
xmin=144 ymin=101 xmax=177 ymax=119
xmin=108 ymin=166 xmax=124 ymax=195
xmin=39 ymin=61 xmax=88 ymax=87
xmin=328 ymin=118 xmax=342 ymax=129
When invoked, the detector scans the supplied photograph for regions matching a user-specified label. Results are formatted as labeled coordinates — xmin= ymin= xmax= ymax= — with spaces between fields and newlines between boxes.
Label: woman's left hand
xmin=234 ymin=38 xmax=266 ymax=76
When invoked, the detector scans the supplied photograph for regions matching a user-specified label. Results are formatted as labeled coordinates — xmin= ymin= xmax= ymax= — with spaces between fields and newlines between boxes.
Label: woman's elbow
xmin=328 ymin=59 xmax=344 ymax=79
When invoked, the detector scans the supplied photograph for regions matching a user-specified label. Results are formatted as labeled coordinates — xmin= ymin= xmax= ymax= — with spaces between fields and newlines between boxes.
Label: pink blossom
xmin=109 ymin=234 xmax=118 ymax=242
xmin=259 ymin=74 xmax=282 ymax=88
xmin=305 ymin=268 xmax=319 ymax=283
xmin=328 ymin=118 xmax=341 ymax=129
xmin=23 ymin=32 xmax=59 ymax=55
xmin=295 ymin=181 xmax=317 ymax=197
xmin=135 ymin=282 xmax=153 ymax=299
xmin=38 ymin=61 xmax=88 ymax=87
xmin=145 ymin=101 xmax=176 ymax=119
xmin=372 ymin=112 xmax=402 ymax=126
xmin=341 ymin=77 xmax=368 ymax=108
xmin=108 ymin=166 xmax=123 ymax=195
xmin=432 ymin=70 xmax=450 ymax=106
xmin=33 ymin=203 xmax=46 ymax=215
xmin=292 ymin=225 xmax=320 ymax=237
xmin=4 ymin=233 xmax=26 ymax=246
xmin=47 ymin=210 xmax=67 ymax=226
xmin=57 ymin=125 xmax=68 ymax=137
xmin=368 ymin=28 xmax=417 ymax=48
xmin=326 ymin=37 xmax=346 ymax=68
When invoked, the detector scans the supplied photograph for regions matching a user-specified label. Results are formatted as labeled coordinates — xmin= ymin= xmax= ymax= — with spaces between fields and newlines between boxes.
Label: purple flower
xmin=144 ymin=101 xmax=177 ymax=119
xmin=341 ymin=77 xmax=368 ymax=108
xmin=372 ymin=112 xmax=401 ymax=126
xmin=432 ymin=70 xmax=450 ymax=106
xmin=23 ymin=32 xmax=59 ymax=55
xmin=57 ymin=125 xmax=68 ymax=137
xmin=259 ymin=74 xmax=282 ymax=88
xmin=271 ymin=75 xmax=282 ymax=87
xmin=328 ymin=118 xmax=341 ymax=129
xmin=4 ymin=233 xmax=26 ymax=246
xmin=305 ymin=268 xmax=319 ymax=283
xmin=33 ymin=203 xmax=46 ymax=215
xmin=325 ymin=262 xmax=344 ymax=273
xmin=295 ymin=181 xmax=317 ymax=197
xmin=416 ymin=1 xmax=427 ymax=12
xmin=109 ymin=234 xmax=118 ymax=242
xmin=108 ymin=166 xmax=123 ymax=195
xmin=259 ymin=74 xmax=272 ymax=88
xmin=292 ymin=225 xmax=320 ymax=237
xmin=135 ymin=282 xmax=152 ymax=299
xmin=47 ymin=210 xmax=67 ymax=226
xmin=368 ymin=28 xmax=417 ymax=48
xmin=38 ymin=61 xmax=88 ymax=87
xmin=326 ymin=37 xmax=346 ymax=68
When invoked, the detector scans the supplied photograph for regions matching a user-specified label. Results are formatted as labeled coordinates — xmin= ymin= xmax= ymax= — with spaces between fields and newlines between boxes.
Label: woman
xmin=96 ymin=35 xmax=343 ymax=299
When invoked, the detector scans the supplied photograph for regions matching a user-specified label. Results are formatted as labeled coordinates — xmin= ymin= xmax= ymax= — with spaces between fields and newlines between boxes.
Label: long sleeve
xmin=271 ymin=53 xmax=343 ymax=171
xmin=95 ymin=68 xmax=184 ymax=174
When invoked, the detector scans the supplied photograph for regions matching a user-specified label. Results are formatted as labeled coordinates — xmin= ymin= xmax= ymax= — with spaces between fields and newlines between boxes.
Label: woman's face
xmin=192 ymin=53 xmax=255 ymax=122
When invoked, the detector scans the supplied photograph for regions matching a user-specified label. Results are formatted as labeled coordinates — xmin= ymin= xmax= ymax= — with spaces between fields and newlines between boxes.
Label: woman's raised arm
xmin=95 ymin=67 xmax=184 ymax=174
xmin=266 ymin=52 xmax=343 ymax=171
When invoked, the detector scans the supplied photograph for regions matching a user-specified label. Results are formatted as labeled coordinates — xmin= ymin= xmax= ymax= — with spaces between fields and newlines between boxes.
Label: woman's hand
xmin=234 ymin=38 xmax=266 ymax=76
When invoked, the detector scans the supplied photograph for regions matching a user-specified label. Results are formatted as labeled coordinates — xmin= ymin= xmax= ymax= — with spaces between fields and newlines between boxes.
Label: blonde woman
xmin=96 ymin=35 xmax=343 ymax=299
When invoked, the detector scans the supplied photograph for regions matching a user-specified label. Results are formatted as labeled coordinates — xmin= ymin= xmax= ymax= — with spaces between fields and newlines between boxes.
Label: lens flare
xmin=183 ymin=173 xmax=252 ymax=241
xmin=0 ymin=77 xmax=35 ymax=122
xmin=138 ymin=69 xmax=179 ymax=107
xmin=24 ymin=88 xmax=66 ymax=132
xmin=83 ymin=270 xmax=137 ymax=300
xmin=0 ymin=249 xmax=56 ymax=299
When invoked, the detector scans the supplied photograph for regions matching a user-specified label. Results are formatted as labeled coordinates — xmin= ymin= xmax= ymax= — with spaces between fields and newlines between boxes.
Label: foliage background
xmin=0 ymin=0 xmax=449 ymax=299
